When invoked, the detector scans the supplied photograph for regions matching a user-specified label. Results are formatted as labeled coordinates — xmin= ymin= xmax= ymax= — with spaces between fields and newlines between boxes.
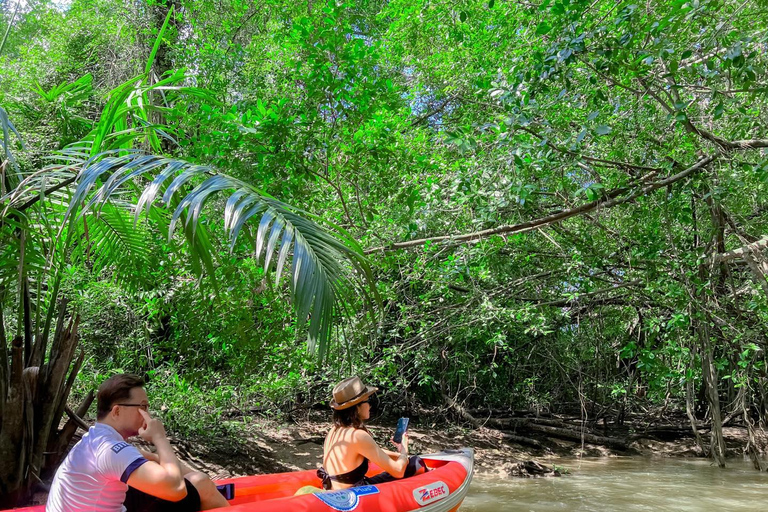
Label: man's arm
xmin=126 ymin=410 xmax=186 ymax=501
xmin=138 ymin=449 xmax=197 ymax=476
xmin=138 ymin=449 xmax=159 ymax=463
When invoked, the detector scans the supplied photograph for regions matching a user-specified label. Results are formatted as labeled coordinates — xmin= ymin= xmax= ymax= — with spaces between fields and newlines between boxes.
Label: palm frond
xmin=70 ymin=203 xmax=157 ymax=292
xmin=61 ymin=151 xmax=378 ymax=357
xmin=35 ymin=74 xmax=93 ymax=105
xmin=0 ymin=105 xmax=25 ymax=186
xmin=0 ymin=213 xmax=48 ymax=290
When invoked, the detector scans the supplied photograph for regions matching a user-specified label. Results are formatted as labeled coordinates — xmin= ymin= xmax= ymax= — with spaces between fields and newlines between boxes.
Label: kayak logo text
xmin=413 ymin=481 xmax=450 ymax=506
xmin=314 ymin=485 xmax=379 ymax=511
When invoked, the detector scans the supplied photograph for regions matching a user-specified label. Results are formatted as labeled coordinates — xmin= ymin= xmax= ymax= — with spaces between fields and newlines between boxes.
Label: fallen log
xmin=640 ymin=425 xmax=711 ymax=440
xmin=463 ymin=408 xmax=558 ymax=419
xmin=499 ymin=432 xmax=546 ymax=449
xmin=517 ymin=423 xmax=631 ymax=451
xmin=442 ymin=392 xmax=546 ymax=449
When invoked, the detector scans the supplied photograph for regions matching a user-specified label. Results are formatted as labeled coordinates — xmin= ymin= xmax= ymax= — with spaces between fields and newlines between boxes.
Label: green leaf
xmin=459 ymin=11 xmax=468 ymax=22
xmin=595 ymin=125 xmax=612 ymax=135
xmin=713 ymin=102 xmax=724 ymax=120
xmin=146 ymin=6 xmax=175 ymax=75
xmin=536 ymin=22 xmax=552 ymax=35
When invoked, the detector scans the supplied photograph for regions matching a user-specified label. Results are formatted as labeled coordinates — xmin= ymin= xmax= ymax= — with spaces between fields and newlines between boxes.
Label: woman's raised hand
xmin=392 ymin=433 xmax=409 ymax=455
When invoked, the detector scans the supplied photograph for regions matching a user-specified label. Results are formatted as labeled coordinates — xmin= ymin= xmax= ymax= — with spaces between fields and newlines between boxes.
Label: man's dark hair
xmin=96 ymin=373 xmax=145 ymax=420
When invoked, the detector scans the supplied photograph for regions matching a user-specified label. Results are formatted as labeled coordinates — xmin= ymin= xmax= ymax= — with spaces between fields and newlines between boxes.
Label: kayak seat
xmin=294 ymin=485 xmax=323 ymax=496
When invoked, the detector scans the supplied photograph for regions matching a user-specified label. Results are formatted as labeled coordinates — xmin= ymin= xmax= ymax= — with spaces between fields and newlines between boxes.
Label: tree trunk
xmin=151 ymin=0 xmax=181 ymax=80
xmin=692 ymin=191 xmax=728 ymax=468
xmin=696 ymin=313 xmax=727 ymax=467
xmin=0 ymin=337 xmax=27 ymax=507
xmin=148 ymin=0 xmax=181 ymax=153
xmin=44 ymin=390 xmax=94 ymax=479
xmin=0 ymin=308 xmax=82 ymax=508
xmin=684 ymin=346 xmax=706 ymax=455
xmin=0 ymin=301 xmax=7 ymax=422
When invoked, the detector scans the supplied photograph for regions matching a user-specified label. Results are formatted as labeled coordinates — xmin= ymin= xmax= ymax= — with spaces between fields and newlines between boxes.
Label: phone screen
xmin=393 ymin=417 xmax=409 ymax=443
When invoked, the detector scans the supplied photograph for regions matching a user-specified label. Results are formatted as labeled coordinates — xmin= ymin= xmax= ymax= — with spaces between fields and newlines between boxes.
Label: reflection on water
xmin=462 ymin=457 xmax=768 ymax=511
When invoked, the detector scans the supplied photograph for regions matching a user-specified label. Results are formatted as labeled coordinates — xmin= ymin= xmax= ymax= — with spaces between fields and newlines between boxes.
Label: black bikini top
xmin=317 ymin=458 xmax=369 ymax=489
xmin=318 ymin=426 xmax=371 ymax=489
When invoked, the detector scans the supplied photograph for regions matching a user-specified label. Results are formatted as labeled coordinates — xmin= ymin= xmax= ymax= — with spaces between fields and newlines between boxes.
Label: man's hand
xmin=138 ymin=449 xmax=160 ymax=463
xmin=138 ymin=409 xmax=167 ymax=444
xmin=128 ymin=409 xmax=186 ymax=502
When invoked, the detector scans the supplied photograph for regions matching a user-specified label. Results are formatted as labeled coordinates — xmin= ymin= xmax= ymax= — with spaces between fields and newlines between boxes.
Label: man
xmin=47 ymin=374 xmax=230 ymax=512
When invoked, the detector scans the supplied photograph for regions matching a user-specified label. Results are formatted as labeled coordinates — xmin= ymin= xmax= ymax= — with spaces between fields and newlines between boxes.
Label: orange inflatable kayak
xmin=10 ymin=448 xmax=474 ymax=512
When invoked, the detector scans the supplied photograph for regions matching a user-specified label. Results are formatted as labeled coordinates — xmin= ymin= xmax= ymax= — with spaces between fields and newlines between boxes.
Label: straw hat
xmin=330 ymin=376 xmax=378 ymax=410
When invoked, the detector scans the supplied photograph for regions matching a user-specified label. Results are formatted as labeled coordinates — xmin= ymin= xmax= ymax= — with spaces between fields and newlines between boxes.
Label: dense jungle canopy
xmin=1 ymin=0 xmax=768 ymax=503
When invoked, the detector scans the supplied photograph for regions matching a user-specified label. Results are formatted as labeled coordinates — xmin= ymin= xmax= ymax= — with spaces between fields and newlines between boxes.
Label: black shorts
xmin=364 ymin=455 xmax=428 ymax=486
xmin=124 ymin=478 xmax=201 ymax=512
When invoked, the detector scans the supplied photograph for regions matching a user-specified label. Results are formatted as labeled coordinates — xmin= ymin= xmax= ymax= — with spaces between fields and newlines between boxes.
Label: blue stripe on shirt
xmin=120 ymin=457 xmax=149 ymax=483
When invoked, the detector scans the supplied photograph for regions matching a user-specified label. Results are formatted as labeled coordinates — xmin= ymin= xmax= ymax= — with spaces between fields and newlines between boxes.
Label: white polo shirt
xmin=47 ymin=423 xmax=148 ymax=512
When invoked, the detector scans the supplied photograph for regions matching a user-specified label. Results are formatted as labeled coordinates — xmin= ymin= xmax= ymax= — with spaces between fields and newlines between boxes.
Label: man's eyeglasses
xmin=117 ymin=403 xmax=149 ymax=411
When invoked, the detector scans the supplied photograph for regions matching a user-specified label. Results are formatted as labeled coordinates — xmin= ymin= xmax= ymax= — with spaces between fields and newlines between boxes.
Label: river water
xmin=462 ymin=457 xmax=768 ymax=511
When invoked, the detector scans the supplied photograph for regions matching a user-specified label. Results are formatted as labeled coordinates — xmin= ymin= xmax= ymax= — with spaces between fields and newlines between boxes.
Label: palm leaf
xmin=0 ymin=214 xmax=48 ymax=290
xmin=0 ymin=105 xmax=24 ymax=186
xmin=71 ymin=203 xmax=157 ymax=291
xmin=35 ymin=74 xmax=93 ymax=104
xmin=146 ymin=6 xmax=175 ymax=76
xmin=60 ymin=151 xmax=378 ymax=357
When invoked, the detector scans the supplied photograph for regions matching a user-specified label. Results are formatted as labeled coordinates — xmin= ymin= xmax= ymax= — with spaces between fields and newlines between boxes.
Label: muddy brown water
xmin=462 ymin=457 xmax=768 ymax=511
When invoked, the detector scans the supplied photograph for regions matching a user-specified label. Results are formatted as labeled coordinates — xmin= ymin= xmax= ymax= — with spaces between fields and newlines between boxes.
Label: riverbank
xmin=158 ymin=412 xmax=768 ymax=481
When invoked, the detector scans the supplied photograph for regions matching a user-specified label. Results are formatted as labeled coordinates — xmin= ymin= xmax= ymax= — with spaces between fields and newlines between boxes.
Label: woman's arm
xmin=381 ymin=448 xmax=401 ymax=460
xmin=354 ymin=431 xmax=409 ymax=478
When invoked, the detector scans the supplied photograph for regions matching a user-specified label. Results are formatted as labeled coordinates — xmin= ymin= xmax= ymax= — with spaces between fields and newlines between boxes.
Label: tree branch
xmin=713 ymin=236 xmax=768 ymax=264
xmin=13 ymin=176 xmax=77 ymax=213
xmin=64 ymin=405 xmax=89 ymax=432
xmin=638 ymin=79 xmax=767 ymax=151
xmin=408 ymin=95 xmax=455 ymax=129
xmin=307 ymin=168 xmax=356 ymax=228
xmin=531 ymin=280 xmax=642 ymax=307
xmin=730 ymin=139 xmax=768 ymax=149
xmin=366 ymin=155 xmax=716 ymax=253
xmin=517 ymin=126 xmax=662 ymax=173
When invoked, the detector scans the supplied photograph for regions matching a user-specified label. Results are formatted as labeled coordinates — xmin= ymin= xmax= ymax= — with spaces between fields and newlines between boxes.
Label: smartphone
xmin=392 ymin=417 xmax=409 ymax=444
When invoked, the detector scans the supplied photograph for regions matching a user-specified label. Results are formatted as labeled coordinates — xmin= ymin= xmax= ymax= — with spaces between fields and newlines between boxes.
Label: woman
xmin=317 ymin=376 xmax=426 ymax=490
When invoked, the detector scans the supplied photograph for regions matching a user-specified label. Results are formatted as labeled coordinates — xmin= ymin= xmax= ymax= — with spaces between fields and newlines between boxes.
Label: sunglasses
xmin=117 ymin=403 xmax=149 ymax=411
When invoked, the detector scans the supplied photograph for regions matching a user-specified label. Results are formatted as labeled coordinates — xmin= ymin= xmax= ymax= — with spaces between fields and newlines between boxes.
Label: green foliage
xmin=3 ymin=0 xmax=768 ymax=454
